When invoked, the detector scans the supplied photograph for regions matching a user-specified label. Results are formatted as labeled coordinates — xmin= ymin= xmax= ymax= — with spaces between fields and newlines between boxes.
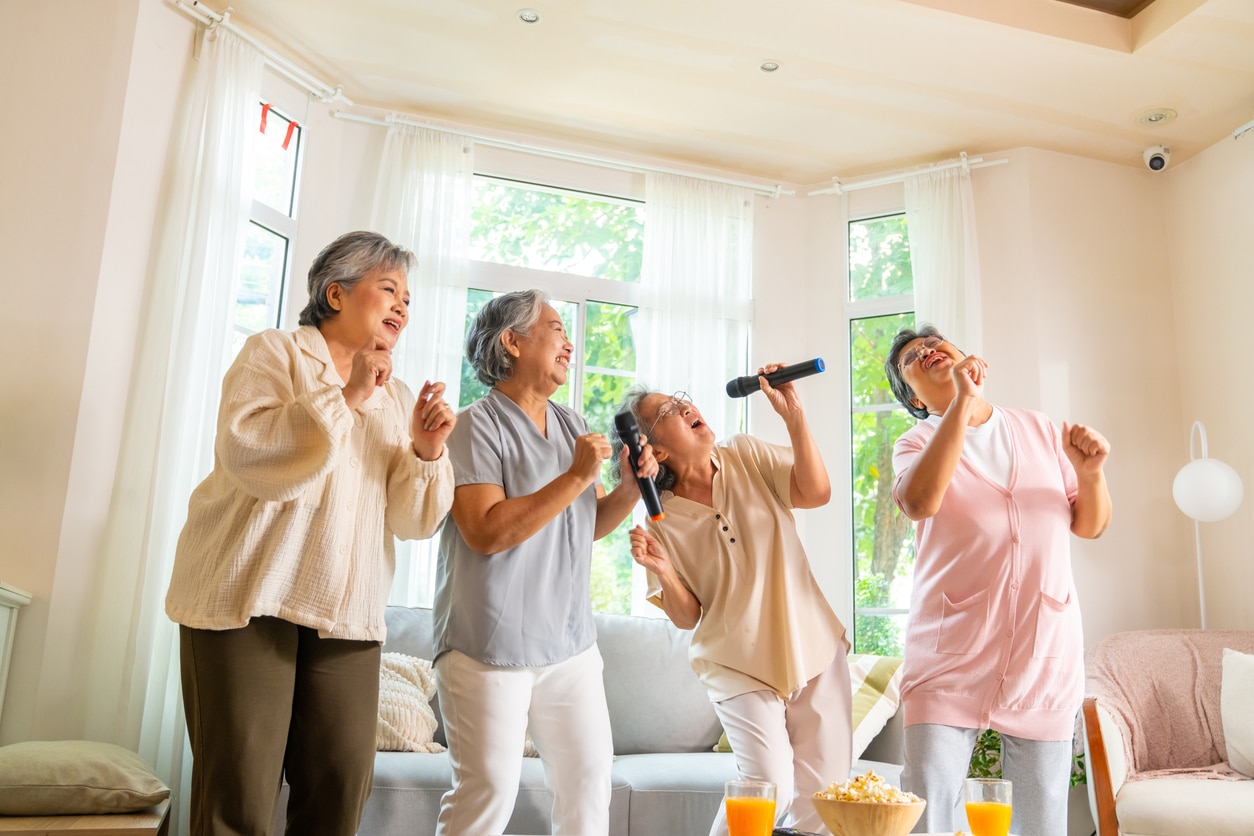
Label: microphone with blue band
xmin=725 ymin=358 xmax=826 ymax=398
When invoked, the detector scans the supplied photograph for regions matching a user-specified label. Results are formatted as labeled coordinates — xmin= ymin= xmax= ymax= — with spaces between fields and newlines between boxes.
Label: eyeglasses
xmin=898 ymin=336 xmax=945 ymax=371
xmin=645 ymin=391 xmax=693 ymax=438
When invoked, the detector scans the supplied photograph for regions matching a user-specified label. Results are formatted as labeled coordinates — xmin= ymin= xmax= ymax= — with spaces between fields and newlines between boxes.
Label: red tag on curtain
xmin=259 ymin=102 xmax=271 ymax=134
xmin=282 ymin=120 xmax=299 ymax=150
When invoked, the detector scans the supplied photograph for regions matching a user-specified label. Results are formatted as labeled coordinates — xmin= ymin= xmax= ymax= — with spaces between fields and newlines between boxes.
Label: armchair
xmin=1081 ymin=629 xmax=1254 ymax=836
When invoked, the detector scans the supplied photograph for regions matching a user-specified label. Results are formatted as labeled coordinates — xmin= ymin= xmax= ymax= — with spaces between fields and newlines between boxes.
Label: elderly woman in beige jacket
xmin=165 ymin=231 xmax=456 ymax=836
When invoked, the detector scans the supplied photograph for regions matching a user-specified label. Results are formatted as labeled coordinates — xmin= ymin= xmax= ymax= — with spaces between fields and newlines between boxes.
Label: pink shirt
xmin=892 ymin=408 xmax=1082 ymax=742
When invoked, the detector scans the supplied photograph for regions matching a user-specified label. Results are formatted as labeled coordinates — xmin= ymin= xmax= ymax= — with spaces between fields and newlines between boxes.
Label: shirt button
xmin=1007 ymin=630 xmax=1014 ymax=638
xmin=1011 ymin=582 xmax=1019 ymax=590
xmin=351 ymin=457 xmax=360 ymax=467
xmin=715 ymin=514 xmax=721 ymax=519
xmin=1012 ymin=535 xmax=1020 ymax=543
xmin=722 ymin=526 xmax=728 ymax=531
xmin=346 ymin=502 xmax=354 ymax=512
xmin=730 ymin=538 xmax=736 ymax=543
xmin=338 ymin=544 xmax=348 ymax=554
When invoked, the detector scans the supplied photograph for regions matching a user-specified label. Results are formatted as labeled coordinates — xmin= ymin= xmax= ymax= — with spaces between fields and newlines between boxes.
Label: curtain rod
xmin=807 ymin=153 xmax=1008 ymax=196
xmin=1235 ymin=117 xmax=1254 ymax=140
xmin=169 ymin=0 xmax=352 ymax=106
xmin=333 ymin=111 xmax=794 ymax=198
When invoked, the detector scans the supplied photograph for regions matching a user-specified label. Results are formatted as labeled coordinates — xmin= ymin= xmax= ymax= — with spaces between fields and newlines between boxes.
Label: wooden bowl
xmin=810 ymin=795 xmax=926 ymax=836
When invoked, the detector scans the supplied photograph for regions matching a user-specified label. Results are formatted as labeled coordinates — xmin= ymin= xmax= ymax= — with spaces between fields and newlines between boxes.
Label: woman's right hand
xmin=343 ymin=338 xmax=393 ymax=410
xmin=951 ymin=354 xmax=989 ymax=401
xmin=629 ymin=525 xmax=671 ymax=574
xmin=567 ymin=433 xmax=612 ymax=488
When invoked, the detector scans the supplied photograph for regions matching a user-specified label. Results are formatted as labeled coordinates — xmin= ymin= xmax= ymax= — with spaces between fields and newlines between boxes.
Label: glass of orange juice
xmin=724 ymin=779 xmax=775 ymax=836
xmin=964 ymin=778 xmax=1012 ymax=836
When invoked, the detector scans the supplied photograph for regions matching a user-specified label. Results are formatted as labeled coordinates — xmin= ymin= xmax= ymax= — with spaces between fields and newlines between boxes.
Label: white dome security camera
xmin=1143 ymin=145 xmax=1171 ymax=171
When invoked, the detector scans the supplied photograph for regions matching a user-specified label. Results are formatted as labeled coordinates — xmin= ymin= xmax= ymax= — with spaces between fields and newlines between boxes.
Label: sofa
xmin=1081 ymin=629 xmax=1254 ymax=836
xmin=285 ymin=605 xmax=903 ymax=836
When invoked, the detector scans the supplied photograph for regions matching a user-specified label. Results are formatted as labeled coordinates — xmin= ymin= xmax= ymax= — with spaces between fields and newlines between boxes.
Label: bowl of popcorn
xmin=812 ymin=770 xmax=926 ymax=836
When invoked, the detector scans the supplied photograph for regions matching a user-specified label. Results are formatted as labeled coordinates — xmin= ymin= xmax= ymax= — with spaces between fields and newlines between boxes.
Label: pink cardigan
xmin=892 ymin=407 xmax=1082 ymax=742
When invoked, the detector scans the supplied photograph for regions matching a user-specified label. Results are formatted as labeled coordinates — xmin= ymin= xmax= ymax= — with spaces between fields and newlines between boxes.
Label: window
xmin=464 ymin=176 xmax=649 ymax=614
xmin=847 ymin=213 xmax=916 ymax=655
xmin=232 ymin=103 xmax=302 ymax=355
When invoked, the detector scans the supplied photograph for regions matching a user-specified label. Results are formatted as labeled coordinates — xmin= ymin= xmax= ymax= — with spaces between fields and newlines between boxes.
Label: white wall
xmin=1 ymin=0 xmax=1248 ymax=751
xmin=1162 ymin=133 xmax=1254 ymax=631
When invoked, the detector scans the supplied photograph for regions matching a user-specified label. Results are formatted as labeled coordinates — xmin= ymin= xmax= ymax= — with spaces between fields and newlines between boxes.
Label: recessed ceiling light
xmin=759 ymin=60 xmax=781 ymax=73
xmin=1137 ymin=108 xmax=1178 ymax=126
xmin=517 ymin=8 xmax=541 ymax=23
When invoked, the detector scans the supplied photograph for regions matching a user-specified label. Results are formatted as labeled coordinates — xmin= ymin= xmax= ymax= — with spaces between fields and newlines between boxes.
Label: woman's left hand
xmin=411 ymin=381 xmax=456 ymax=461
xmin=1062 ymin=421 xmax=1110 ymax=474
xmin=758 ymin=362 xmax=803 ymax=416
xmin=617 ymin=434 xmax=660 ymax=496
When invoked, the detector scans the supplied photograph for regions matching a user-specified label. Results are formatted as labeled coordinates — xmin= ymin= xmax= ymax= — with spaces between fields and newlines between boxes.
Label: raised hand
xmin=344 ymin=338 xmax=392 ymax=410
xmin=1062 ymin=421 xmax=1110 ymax=475
xmin=568 ymin=433 xmax=612 ymax=488
xmin=411 ymin=381 xmax=456 ymax=461
xmin=951 ymin=354 xmax=989 ymax=401
xmin=758 ymin=362 xmax=804 ymax=417
xmin=629 ymin=525 xmax=671 ymax=575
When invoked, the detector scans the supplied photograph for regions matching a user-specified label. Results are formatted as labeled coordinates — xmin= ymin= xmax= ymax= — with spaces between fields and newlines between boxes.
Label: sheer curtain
xmin=904 ymin=164 xmax=983 ymax=353
xmin=78 ymin=28 xmax=263 ymax=835
xmin=637 ymin=173 xmax=754 ymax=438
xmin=371 ymin=124 xmax=473 ymax=606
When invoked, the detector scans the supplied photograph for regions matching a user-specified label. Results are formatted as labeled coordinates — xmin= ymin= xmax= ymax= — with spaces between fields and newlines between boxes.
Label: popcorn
xmin=814 ymin=769 xmax=921 ymax=804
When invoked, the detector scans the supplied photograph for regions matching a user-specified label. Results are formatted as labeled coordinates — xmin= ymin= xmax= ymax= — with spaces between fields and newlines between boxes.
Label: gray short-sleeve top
xmin=433 ymin=388 xmax=599 ymax=667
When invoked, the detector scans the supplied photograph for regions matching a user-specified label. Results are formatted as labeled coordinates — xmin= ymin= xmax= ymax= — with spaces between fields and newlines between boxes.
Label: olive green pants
xmin=180 ymin=618 xmax=381 ymax=836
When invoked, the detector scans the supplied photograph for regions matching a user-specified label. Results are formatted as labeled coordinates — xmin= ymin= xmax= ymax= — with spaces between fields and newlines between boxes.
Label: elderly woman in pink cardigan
xmin=884 ymin=325 xmax=1112 ymax=836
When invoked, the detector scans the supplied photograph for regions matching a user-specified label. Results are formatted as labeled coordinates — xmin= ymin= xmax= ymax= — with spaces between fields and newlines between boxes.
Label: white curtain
xmin=80 ymin=28 xmax=263 ymax=836
xmin=371 ymin=125 xmax=473 ymax=606
xmin=638 ymin=173 xmax=754 ymax=438
xmin=904 ymin=164 xmax=983 ymax=354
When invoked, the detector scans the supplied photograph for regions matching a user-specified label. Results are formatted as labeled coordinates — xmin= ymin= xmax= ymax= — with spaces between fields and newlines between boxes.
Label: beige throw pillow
xmin=377 ymin=652 xmax=445 ymax=753
xmin=0 ymin=740 xmax=170 ymax=815
xmin=1221 ymin=647 xmax=1254 ymax=777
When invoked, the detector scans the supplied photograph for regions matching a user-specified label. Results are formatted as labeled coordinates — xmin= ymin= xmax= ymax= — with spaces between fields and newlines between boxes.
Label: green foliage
xmin=848 ymin=215 xmax=912 ymax=302
xmin=968 ymin=729 xmax=1003 ymax=779
xmin=470 ymin=179 xmax=643 ymax=282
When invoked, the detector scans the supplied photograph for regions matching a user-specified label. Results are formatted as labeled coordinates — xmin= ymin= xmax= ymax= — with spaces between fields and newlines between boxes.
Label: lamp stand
xmin=1193 ymin=518 xmax=1207 ymax=630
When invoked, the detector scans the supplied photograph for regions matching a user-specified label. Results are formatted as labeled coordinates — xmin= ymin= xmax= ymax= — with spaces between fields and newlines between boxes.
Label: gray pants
xmin=901 ymin=723 xmax=1071 ymax=836
xmin=180 ymin=618 xmax=382 ymax=836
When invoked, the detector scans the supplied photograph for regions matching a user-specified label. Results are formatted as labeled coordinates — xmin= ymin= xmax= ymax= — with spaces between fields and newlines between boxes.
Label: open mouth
xmin=383 ymin=319 xmax=401 ymax=333
xmin=923 ymin=353 xmax=947 ymax=369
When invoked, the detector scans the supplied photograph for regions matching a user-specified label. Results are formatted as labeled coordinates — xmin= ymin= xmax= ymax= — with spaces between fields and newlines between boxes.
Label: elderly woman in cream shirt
xmin=622 ymin=365 xmax=851 ymax=836
xmin=165 ymin=231 xmax=455 ymax=836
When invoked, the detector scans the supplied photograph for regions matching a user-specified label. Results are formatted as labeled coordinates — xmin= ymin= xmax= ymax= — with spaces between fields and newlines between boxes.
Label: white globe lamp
xmin=1172 ymin=421 xmax=1243 ymax=628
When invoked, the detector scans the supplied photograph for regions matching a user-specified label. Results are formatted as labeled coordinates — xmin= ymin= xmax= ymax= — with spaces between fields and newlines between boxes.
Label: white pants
xmin=434 ymin=645 xmax=614 ymax=836
xmin=901 ymin=723 xmax=1071 ymax=836
xmin=707 ymin=648 xmax=853 ymax=836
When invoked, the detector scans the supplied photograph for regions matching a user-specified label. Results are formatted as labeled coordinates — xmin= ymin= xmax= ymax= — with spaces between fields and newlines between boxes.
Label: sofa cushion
xmin=1117 ymin=775 xmax=1254 ymax=836
xmin=1221 ymin=648 xmax=1254 ymax=777
xmin=378 ymin=652 xmax=444 ymax=753
xmin=594 ymin=611 xmax=722 ymax=755
xmin=612 ymin=752 xmax=736 ymax=836
xmin=0 ymin=740 xmax=170 ymax=815
xmin=848 ymin=654 xmax=903 ymax=759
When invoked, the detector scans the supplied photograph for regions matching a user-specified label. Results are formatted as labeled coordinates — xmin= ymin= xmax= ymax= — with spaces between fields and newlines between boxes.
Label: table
xmin=0 ymin=800 xmax=169 ymax=836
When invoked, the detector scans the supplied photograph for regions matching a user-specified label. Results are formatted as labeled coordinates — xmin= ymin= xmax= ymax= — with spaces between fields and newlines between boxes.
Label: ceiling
xmin=217 ymin=0 xmax=1254 ymax=185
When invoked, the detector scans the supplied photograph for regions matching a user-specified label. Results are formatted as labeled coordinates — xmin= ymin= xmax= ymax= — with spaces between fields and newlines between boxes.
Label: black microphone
xmin=613 ymin=411 xmax=665 ymax=522
xmin=726 ymin=358 xmax=826 ymax=398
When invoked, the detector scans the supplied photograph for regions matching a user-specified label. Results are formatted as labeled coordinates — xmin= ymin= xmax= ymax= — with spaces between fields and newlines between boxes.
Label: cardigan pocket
xmin=936 ymin=587 xmax=989 ymax=655
xmin=1032 ymin=590 xmax=1073 ymax=659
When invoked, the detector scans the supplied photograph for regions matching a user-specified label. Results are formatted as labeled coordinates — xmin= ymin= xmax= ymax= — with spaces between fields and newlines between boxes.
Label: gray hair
xmin=465 ymin=289 xmax=550 ymax=387
xmin=298 ymin=231 xmax=415 ymax=327
xmin=884 ymin=324 xmax=949 ymax=420
xmin=610 ymin=385 xmax=678 ymax=492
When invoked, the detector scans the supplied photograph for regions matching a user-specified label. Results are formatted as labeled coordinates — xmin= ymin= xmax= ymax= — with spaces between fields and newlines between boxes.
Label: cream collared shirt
xmin=165 ymin=326 xmax=454 ymax=642
xmin=647 ymin=434 xmax=847 ymax=701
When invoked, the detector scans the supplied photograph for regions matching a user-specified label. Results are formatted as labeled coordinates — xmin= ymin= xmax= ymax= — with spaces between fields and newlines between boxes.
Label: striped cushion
xmin=849 ymin=653 xmax=904 ymax=758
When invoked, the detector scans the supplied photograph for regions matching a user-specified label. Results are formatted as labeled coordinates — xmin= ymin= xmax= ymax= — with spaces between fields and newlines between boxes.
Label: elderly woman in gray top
xmin=432 ymin=289 xmax=656 ymax=836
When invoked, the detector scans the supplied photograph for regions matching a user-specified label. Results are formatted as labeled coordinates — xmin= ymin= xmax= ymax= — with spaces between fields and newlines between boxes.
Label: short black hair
xmin=884 ymin=324 xmax=948 ymax=420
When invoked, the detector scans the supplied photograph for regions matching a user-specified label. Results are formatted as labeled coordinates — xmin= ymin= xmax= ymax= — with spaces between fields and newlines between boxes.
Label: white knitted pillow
xmin=377 ymin=652 xmax=444 ymax=753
